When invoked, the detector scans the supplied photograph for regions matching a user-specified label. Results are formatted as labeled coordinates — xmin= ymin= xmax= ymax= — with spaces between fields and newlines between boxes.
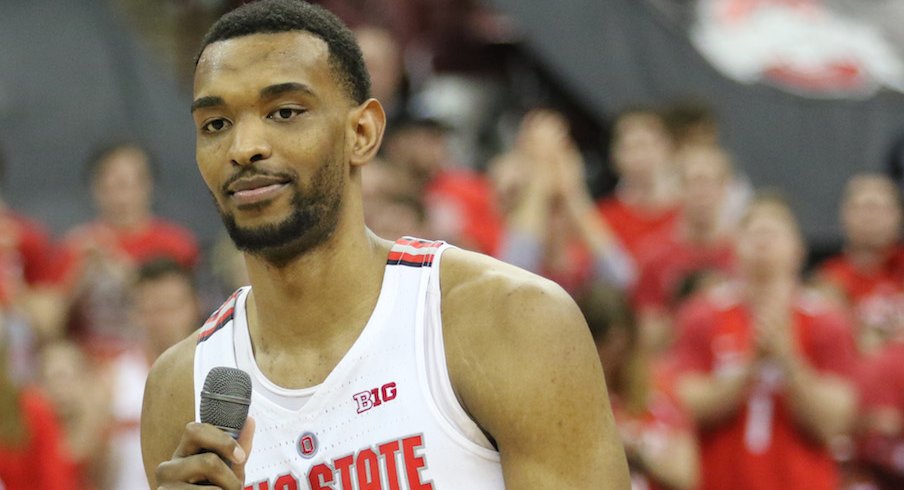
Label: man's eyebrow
xmin=260 ymin=82 xmax=316 ymax=99
xmin=190 ymin=96 xmax=225 ymax=113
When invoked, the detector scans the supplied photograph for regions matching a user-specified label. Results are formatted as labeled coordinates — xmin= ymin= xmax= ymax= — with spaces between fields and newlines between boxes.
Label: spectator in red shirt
xmin=634 ymin=144 xmax=737 ymax=351
xmin=817 ymin=173 xmax=904 ymax=355
xmin=0 ymin=313 xmax=78 ymax=490
xmin=383 ymin=118 xmax=503 ymax=255
xmin=104 ymin=259 xmax=202 ymax=490
xmin=57 ymin=142 xmax=200 ymax=351
xmin=38 ymin=341 xmax=111 ymax=490
xmin=579 ymin=284 xmax=699 ymax=490
xmin=597 ymin=107 xmax=680 ymax=260
xmin=361 ymin=157 xmax=429 ymax=241
xmin=857 ymin=338 xmax=904 ymax=489
xmin=673 ymin=193 xmax=859 ymax=490
xmin=0 ymin=142 xmax=66 ymax=348
xmin=492 ymin=110 xmax=635 ymax=293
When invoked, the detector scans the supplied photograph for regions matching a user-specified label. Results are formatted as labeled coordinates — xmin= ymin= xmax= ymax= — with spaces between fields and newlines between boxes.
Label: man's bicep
xmin=140 ymin=340 xmax=196 ymax=486
xmin=451 ymin=281 xmax=629 ymax=489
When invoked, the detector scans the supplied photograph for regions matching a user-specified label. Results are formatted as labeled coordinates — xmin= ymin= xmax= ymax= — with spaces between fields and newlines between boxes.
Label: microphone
xmin=200 ymin=366 xmax=252 ymax=439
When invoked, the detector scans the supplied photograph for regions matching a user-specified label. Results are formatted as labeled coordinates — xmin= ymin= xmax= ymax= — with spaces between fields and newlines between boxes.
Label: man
xmin=0 ymin=142 xmax=64 ymax=357
xmin=596 ymin=107 xmax=679 ymax=261
xmin=141 ymin=1 xmax=629 ymax=489
xmin=108 ymin=259 xmax=202 ymax=490
xmin=58 ymin=142 xmax=199 ymax=349
xmin=633 ymin=144 xmax=736 ymax=351
xmin=672 ymin=195 xmax=858 ymax=490
xmin=817 ymin=173 xmax=904 ymax=354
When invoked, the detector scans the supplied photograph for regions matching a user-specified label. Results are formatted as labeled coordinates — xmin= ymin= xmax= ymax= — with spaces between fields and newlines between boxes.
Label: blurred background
xmin=2 ymin=0 xmax=904 ymax=248
xmin=2 ymin=0 xmax=904 ymax=489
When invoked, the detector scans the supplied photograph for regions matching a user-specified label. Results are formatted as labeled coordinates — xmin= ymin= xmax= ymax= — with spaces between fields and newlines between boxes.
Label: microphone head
xmin=200 ymin=366 xmax=252 ymax=438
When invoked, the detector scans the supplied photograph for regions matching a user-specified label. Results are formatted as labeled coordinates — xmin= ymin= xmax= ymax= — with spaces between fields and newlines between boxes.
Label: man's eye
xmin=269 ymin=108 xmax=304 ymax=121
xmin=202 ymin=119 xmax=231 ymax=133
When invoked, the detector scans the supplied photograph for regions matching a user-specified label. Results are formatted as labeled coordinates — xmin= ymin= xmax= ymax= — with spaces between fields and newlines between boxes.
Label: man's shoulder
xmin=146 ymin=333 xmax=198 ymax=398
xmin=438 ymin=248 xmax=583 ymax=346
xmin=440 ymin=247 xmax=573 ymax=317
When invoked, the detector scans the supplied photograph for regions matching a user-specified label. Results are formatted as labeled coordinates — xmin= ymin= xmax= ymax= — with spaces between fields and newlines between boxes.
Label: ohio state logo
xmin=296 ymin=431 xmax=318 ymax=459
xmin=353 ymin=382 xmax=398 ymax=414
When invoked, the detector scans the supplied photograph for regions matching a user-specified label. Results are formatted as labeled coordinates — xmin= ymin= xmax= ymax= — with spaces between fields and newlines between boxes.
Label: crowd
xmin=2 ymin=2 xmax=904 ymax=490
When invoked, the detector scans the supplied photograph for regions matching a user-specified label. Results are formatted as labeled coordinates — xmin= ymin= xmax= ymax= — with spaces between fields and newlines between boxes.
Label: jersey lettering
xmin=244 ymin=435 xmax=434 ymax=490
xmin=353 ymin=382 xmax=398 ymax=414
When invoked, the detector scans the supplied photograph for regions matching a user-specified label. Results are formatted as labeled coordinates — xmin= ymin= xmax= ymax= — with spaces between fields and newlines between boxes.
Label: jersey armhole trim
xmin=417 ymin=246 xmax=500 ymax=461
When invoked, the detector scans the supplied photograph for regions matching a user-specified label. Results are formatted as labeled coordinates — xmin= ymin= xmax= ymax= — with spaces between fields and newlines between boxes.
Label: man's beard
xmin=217 ymin=160 xmax=343 ymax=266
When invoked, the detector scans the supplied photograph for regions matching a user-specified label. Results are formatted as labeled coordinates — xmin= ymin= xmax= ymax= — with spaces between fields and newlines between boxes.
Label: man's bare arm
xmin=141 ymin=336 xmax=253 ymax=489
xmin=442 ymin=250 xmax=630 ymax=489
xmin=141 ymin=337 xmax=197 ymax=486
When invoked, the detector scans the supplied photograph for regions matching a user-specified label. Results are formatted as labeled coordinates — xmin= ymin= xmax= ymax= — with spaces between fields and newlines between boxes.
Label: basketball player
xmin=140 ymin=1 xmax=629 ymax=488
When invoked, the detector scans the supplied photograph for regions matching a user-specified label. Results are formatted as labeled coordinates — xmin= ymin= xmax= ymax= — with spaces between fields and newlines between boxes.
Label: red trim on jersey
xmin=387 ymin=238 xmax=443 ymax=268
xmin=198 ymin=305 xmax=235 ymax=343
xmin=197 ymin=290 xmax=241 ymax=343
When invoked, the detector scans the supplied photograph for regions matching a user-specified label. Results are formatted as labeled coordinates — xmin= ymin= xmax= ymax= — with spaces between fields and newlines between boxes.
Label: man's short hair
xmin=83 ymin=140 xmax=156 ymax=185
xmin=197 ymin=0 xmax=371 ymax=104
xmin=842 ymin=172 xmax=902 ymax=209
xmin=134 ymin=257 xmax=196 ymax=291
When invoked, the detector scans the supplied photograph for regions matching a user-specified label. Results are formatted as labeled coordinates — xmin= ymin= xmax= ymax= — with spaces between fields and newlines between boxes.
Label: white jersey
xmin=194 ymin=238 xmax=505 ymax=490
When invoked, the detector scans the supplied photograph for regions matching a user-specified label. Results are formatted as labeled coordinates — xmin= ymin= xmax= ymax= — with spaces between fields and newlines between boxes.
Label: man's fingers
xmin=173 ymin=422 xmax=246 ymax=465
xmin=232 ymin=416 xmax=256 ymax=483
xmin=155 ymin=451 xmax=243 ymax=489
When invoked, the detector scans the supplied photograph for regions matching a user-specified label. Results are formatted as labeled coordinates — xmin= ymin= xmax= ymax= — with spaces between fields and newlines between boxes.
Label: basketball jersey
xmin=193 ymin=238 xmax=505 ymax=490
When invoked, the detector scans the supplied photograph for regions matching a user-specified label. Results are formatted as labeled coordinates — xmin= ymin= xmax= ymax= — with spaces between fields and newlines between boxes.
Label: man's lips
xmin=224 ymin=174 xmax=292 ymax=206
xmin=226 ymin=175 xmax=291 ymax=194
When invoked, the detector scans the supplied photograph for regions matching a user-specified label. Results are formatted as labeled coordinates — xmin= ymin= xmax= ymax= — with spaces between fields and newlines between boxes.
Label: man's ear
xmin=348 ymin=98 xmax=386 ymax=167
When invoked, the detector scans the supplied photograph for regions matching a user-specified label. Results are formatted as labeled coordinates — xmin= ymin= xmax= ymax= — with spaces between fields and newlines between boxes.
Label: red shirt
xmin=672 ymin=287 xmax=858 ymax=490
xmin=0 ymin=389 xmax=78 ymax=490
xmin=857 ymin=341 xmax=904 ymax=486
xmin=611 ymin=381 xmax=693 ymax=490
xmin=54 ymin=218 xmax=199 ymax=350
xmin=425 ymin=169 xmax=503 ymax=256
xmin=56 ymin=218 xmax=199 ymax=284
xmin=633 ymin=224 xmax=735 ymax=311
xmin=0 ymin=211 xmax=58 ymax=304
xmin=818 ymin=248 xmax=904 ymax=340
xmin=596 ymin=196 xmax=679 ymax=260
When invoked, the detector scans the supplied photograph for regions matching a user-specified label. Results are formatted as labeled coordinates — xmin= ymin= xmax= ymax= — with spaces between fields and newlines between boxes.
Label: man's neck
xmin=845 ymin=244 xmax=892 ymax=272
xmin=617 ymin=178 xmax=670 ymax=211
xmin=105 ymin=212 xmax=151 ymax=233
xmin=745 ymin=274 xmax=797 ymax=305
xmin=244 ymin=221 xmax=390 ymax=355
xmin=681 ymin=217 xmax=720 ymax=246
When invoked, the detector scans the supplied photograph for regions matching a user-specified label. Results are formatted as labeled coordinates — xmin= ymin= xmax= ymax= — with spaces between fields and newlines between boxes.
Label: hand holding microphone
xmin=155 ymin=367 xmax=254 ymax=489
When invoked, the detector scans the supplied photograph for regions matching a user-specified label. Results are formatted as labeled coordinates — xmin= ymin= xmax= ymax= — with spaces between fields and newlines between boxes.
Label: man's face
xmin=132 ymin=275 xmax=199 ymax=353
xmin=192 ymin=31 xmax=354 ymax=263
xmin=842 ymin=180 xmax=902 ymax=251
xmin=92 ymin=148 xmax=153 ymax=225
xmin=612 ymin=115 xmax=672 ymax=185
xmin=737 ymin=207 xmax=803 ymax=278
xmin=679 ymin=148 xmax=728 ymax=226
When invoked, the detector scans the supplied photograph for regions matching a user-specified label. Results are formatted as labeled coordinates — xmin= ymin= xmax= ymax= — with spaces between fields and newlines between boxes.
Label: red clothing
xmin=0 ymin=211 xmax=58 ymax=305
xmin=818 ymin=248 xmax=904 ymax=340
xmin=55 ymin=218 xmax=199 ymax=350
xmin=633 ymin=224 xmax=735 ymax=311
xmin=56 ymin=218 xmax=199 ymax=284
xmin=0 ymin=389 xmax=78 ymax=490
xmin=611 ymin=383 xmax=693 ymax=490
xmin=425 ymin=169 xmax=503 ymax=256
xmin=596 ymin=196 xmax=679 ymax=260
xmin=857 ymin=341 xmax=904 ymax=487
xmin=672 ymin=287 xmax=858 ymax=490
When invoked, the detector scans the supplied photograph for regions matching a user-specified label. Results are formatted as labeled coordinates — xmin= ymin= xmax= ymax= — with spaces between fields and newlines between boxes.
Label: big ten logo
xmin=353 ymin=382 xmax=397 ymax=414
